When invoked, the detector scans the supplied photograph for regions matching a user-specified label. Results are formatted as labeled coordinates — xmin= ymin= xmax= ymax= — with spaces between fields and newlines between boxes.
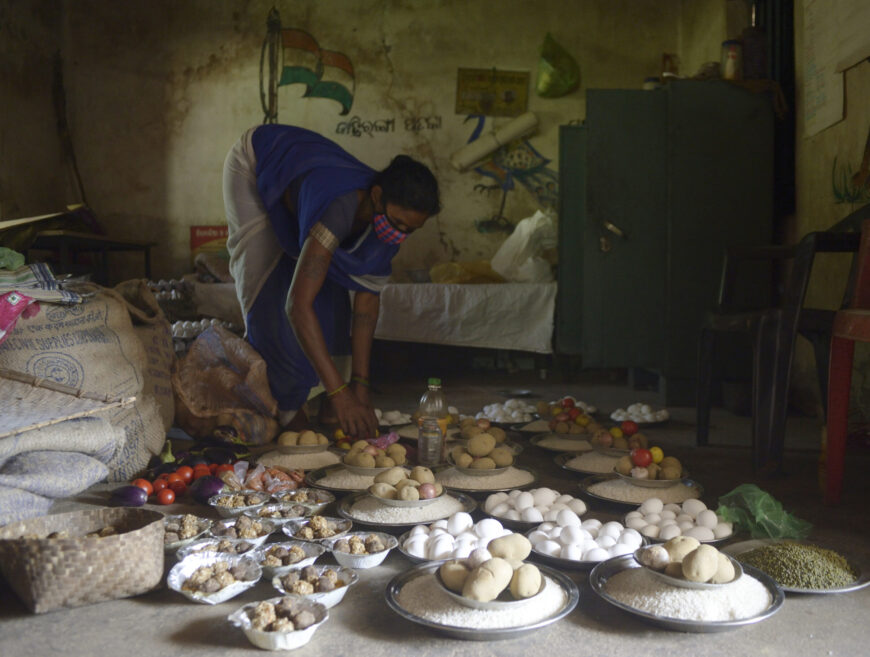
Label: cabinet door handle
xmin=603 ymin=220 xmax=628 ymax=239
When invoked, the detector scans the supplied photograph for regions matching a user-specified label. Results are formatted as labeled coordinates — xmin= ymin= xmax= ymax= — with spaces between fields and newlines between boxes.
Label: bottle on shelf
xmin=417 ymin=377 xmax=448 ymax=466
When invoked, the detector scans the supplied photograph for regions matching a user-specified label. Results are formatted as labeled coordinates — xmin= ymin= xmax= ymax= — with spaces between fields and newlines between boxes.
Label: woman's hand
xmin=331 ymin=388 xmax=378 ymax=439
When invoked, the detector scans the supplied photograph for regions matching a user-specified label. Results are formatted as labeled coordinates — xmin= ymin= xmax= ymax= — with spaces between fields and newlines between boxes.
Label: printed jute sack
xmin=114 ymin=279 xmax=176 ymax=431
xmin=0 ymin=283 xmax=165 ymax=480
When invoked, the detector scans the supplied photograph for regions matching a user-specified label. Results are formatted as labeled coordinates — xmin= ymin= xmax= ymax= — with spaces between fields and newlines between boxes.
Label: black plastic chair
xmin=696 ymin=203 xmax=870 ymax=471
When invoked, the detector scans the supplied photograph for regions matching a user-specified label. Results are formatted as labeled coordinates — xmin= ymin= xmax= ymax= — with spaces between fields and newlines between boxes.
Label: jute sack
xmin=0 ymin=283 xmax=164 ymax=480
xmin=114 ymin=279 xmax=176 ymax=430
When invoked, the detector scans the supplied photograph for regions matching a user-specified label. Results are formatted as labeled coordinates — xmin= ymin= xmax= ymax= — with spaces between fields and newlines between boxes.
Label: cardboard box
xmin=190 ymin=225 xmax=228 ymax=263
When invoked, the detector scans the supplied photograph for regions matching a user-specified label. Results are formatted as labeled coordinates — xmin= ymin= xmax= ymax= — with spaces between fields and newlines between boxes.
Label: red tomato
xmin=168 ymin=479 xmax=187 ymax=495
xmin=176 ymin=466 xmax=194 ymax=484
xmin=157 ymin=488 xmax=175 ymax=505
xmin=620 ymin=420 xmax=639 ymax=436
xmin=216 ymin=464 xmax=235 ymax=474
xmin=561 ymin=397 xmax=575 ymax=408
xmin=567 ymin=407 xmax=581 ymax=420
xmin=152 ymin=478 xmax=168 ymax=493
xmin=192 ymin=466 xmax=211 ymax=480
xmin=631 ymin=448 xmax=653 ymax=468
xmin=131 ymin=478 xmax=153 ymax=496
xmin=166 ymin=473 xmax=183 ymax=486
xmin=208 ymin=463 xmax=219 ymax=474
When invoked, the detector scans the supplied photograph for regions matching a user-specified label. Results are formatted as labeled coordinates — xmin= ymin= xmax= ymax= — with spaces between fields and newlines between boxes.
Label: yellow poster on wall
xmin=455 ymin=69 xmax=529 ymax=117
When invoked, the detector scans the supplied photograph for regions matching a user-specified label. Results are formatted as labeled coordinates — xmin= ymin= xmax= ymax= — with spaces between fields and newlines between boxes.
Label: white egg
xmin=547 ymin=526 xmax=563 ymax=539
xmin=498 ymin=528 xmax=513 ymax=538
xmin=600 ymin=522 xmax=624 ymax=538
xmin=532 ymin=488 xmax=559 ymax=507
xmin=503 ymin=510 xmax=521 ymax=521
xmin=533 ymin=505 xmax=549 ymax=517
xmin=454 ymin=530 xmax=477 ymax=543
xmin=409 ymin=525 xmax=430 ymax=537
xmin=484 ymin=492 xmax=509 ymax=512
xmin=543 ymin=509 xmax=561 ymax=522
xmin=640 ymin=524 xmax=661 ymax=539
xmin=537 ymin=540 xmax=562 ymax=557
xmin=406 ymin=537 xmax=428 ymax=558
xmin=620 ymin=527 xmax=642 ymax=543
xmin=682 ymin=499 xmax=707 ymax=518
xmin=549 ymin=503 xmax=568 ymax=513
xmin=447 ymin=512 xmax=474 ymax=536
xmin=556 ymin=494 xmax=575 ymax=505
xmin=625 ymin=511 xmax=643 ymax=520
xmin=609 ymin=543 xmax=634 ymax=557
xmin=581 ymin=518 xmax=602 ymax=531
xmin=639 ymin=498 xmax=664 ymax=515
xmin=429 ymin=527 xmax=449 ymax=539
xmin=431 ymin=519 xmax=449 ymax=531
xmin=683 ymin=526 xmax=715 ymax=541
xmin=678 ymin=520 xmax=695 ymax=532
xmin=640 ymin=404 xmax=651 ymax=413
xmin=556 ymin=509 xmax=582 ymax=527
xmin=642 ymin=513 xmax=662 ymax=526
xmin=663 ymin=503 xmax=682 ymax=514
xmin=585 ymin=547 xmax=611 ymax=562
xmin=490 ymin=503 xmax=511 ymax=518
xmin=713 ymin=522 xmax=733 ymax=539
xmin=568 ymin=499 xmax=587 ymax=515
xmin=561 ymin=543 xmax=584 ymax=561
xmin=596 ymin=535 xmax=617 ymax=549
xmin=538 ymin=522 xmax=556 ymax=532
xmin=675 ymin=513 xmax=695 ymax=525
xmin=659 ymin=510 xmax=676 ymax=521
xmin=658 ymin=524 xmax=683 ymax=540
xmin=521 ymin=507 xmax=544 ymax=522
xmin=474 ymin=518 xmax=503 ymax=539
xmin=508 ymin=489 xmax=523 ymax=499
xmin=527 ymin=530 xmax=550 ymax=546
xmin=427 ymin=536 xmax=455 ymax=560
xmin=626 ymin=516 xmax=647 ymax=531
xmin=467 ymin=548 xmax=492 ymax=568
xmin=696 ymin=510 xmax=719 ymax=529
xmin=514 ymin=491 xmax=535 ymax=511
xmin=451 ymin=543 xmax=473 ymax=559
xmin=558 ymin=525 xmax=588 ymax=546
xmin=659 ymin=518 xmax=678 ymax=528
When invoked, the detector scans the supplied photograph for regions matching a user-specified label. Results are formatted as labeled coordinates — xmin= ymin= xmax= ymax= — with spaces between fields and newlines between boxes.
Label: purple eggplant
xmin=110 ymin=485 xmax=148 ymax=507
xmin=188 ymin=475 xmax=226 ymax=505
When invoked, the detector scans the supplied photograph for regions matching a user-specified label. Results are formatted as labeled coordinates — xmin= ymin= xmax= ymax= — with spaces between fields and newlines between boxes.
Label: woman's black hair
xmin=371 ymin=155 xmax=441 ymax=215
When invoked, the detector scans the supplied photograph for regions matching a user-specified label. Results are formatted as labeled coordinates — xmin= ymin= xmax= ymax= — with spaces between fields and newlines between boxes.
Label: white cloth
xmin=374 ymin=282 xmax=557 ymax=353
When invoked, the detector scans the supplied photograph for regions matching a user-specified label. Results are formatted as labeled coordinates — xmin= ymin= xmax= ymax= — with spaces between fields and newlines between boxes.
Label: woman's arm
xmin=288 ymin=236 xmax=379 ymax=438
xmin=349 ymin=291 xmax=379 ymax=408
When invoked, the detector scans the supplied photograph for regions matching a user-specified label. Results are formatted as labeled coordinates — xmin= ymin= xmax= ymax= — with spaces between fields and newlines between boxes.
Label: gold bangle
xmin=326 ymin=383 xmax=348 ymax=398
xmin=351 ymin=375 xmax=370 ymax=387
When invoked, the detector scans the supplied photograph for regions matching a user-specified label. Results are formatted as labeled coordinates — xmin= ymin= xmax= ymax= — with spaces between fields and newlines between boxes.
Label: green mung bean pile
xmin=739 ymin=541 xmax=858 ymax=590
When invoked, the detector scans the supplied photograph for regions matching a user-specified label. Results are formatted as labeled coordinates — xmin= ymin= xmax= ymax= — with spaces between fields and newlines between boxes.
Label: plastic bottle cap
xmin=427 ymin=377 xmax=441 ymax=386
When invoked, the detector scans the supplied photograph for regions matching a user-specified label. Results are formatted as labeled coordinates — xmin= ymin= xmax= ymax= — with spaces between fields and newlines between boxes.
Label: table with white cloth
xmin=374 ymin=282 xmax=557 ymax=354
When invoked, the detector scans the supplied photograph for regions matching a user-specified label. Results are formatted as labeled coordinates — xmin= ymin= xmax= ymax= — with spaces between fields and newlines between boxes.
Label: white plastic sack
xmin=490 ymin=210 xmax=557 ymax=282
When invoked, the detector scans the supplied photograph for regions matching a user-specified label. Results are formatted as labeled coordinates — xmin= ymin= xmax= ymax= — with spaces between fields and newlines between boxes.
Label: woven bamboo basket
xmin=0 ymin=506 xmax=165 ymax=613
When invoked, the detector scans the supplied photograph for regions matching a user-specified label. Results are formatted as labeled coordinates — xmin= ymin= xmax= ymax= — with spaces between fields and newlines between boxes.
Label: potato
xmin=455 ymin=452 xmax=473 ymax=468
xmin=467 ymin=433 xmax=496 ymax=457
xmin=410 ymin=466 xmax=435 ymax=484
xmin=460 ymin=417 xmax=477 ymax=429
xmin=461 ymin=425 xmax=484 ymax=440
xmin=554 ymin=421 xmax=570 ymax=433
xmin=368 ymin=483 xmax=397 ymax=499
xmin=612 ymin=435 xmax=629 ymax=450
xmin=451 ymin=445 xmax=468 ymax=462
xmin=298 ymin=430 xmax=319 ymax=445
xmin=631 ymin=432 xmax=649 ymax=449
xmin=682 ymin=545 xmax=719 ymax=583
xmin=711 ymin=552 xmax=736 ymax=584
xmin=470 ymin=457 xmax=496 ymax=469
xmin=479 ymin=558 xmax=513 ymax=590
xmin=663 ymin=536 xmax=700 ymax=563
xmin=488 ymin=533 xmax=531 ymax=565
xmin=374 ymin=467 xmax=407 ymax=486
xmin=439 ymin=560 xmax=470 ymax=592
xmin=489 ymin=445 xmax=514 ymax=467
xmin=398 ymin=485 xmax=420 ymax=501
xmin=488 ymin=427 xmax=506 ymax=443
xmin=660 ymin=465 xmax=682 ymax=480
xmin=277 ymin=431 xmax=299 ymax=446
xmin=395 ymin=478 xmax=421 ymax=491
xmin=536 ymin=401 xmax=550 ymax=415
xmin=374 ymin=455 xmax=396 ymax=468
xmin=568 ymin=422 xmax=584 ymax=434
xmin=591 ymin=429 xmax=612 ymax=447
xmin=660 ymin=456 xmax=680 ymax=469
xmin=510 ymin=563 xmax=542 ymax=599
xmin=386 ymin=443 xmax=406 ymax=458
xmin=353 ymin=452 xmax=376 ymax=468
xmin=664 ymin=562 xmax=684 ymax=578
xmin=351 ymin=440 xmax=370 ymax=451
xmin=615 ymin=455 xmax=633 ymax=475
xmin=315 ymin=432 xmax=329 ymax=445
xmin=646 ymin=462 xmax=661 ymax=480
xmin=461 ymin=567 xmax=501 ymax=602
xmin=432 ymin=482 xmax=444 ymax=496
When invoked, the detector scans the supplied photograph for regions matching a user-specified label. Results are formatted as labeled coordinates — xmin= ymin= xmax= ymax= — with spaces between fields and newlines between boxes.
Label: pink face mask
xmin=372 ymin=213 xmax=407 ymax=244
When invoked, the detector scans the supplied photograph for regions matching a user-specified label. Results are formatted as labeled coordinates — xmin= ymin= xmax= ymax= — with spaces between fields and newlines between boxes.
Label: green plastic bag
xmin=535 ymin=33 xmax=580 ymax=98
xmin=716 ymin=484 xmax=812 ymax=539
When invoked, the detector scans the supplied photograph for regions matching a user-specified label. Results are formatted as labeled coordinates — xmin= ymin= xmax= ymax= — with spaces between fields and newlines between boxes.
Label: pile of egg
xmin=401 ymin=512 xmax=513 ymax=561
xmin=625 ymin=497 xmax=733 ymax=542
xmin=610 ymin=402 xmax=669 ymax=423
xmin=483 ymin=488 xmax=587 ymax=524
xmin=375 ymin=409 xmax=413 ymax=426
xmin=171 ymin=317 xmax=239 ymax=340
xmin=529 ymin=518 xmax=642 ymax=562
xmin=474 ymin=399 xmax=537 ymax=424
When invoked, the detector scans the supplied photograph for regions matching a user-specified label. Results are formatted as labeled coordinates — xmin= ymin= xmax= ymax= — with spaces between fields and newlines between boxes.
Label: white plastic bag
xmin=490 ymin=210 xmax=557 ymax=282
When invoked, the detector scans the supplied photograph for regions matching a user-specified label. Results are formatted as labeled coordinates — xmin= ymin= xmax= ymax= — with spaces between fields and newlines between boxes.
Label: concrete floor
xmin=2 ymin=369 xmax=869 ymax=656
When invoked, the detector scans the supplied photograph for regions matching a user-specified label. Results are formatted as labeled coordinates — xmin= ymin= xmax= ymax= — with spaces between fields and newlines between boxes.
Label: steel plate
xmin=336 ymin=491 xmax=477 ymax=528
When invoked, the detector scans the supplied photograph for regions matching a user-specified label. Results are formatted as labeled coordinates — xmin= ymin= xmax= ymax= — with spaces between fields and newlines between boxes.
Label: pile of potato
xmin=368 ymin=466 xmax=443 ymax=502
xmin=342 ymin=441 xmax=407 ymax=468
xmin=459 ymin=418 xmax=507 ymax=443
xmin=450 ymin=432 xmax=514 ymax=470
xmin=637 ymin=537 xmax=736 ymax=584
xmin=277 ymin=430 xmax=329 ymax=447
xmin=589 ymin=429 xmax=649 ymax=451
xmin=615 ymin=454 xmax=683 ymax=480
xmin=438 ymin=533 xmax=543 ymax=602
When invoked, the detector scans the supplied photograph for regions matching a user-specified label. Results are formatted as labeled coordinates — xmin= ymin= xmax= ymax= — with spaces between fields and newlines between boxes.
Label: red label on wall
xmin=190 ymin=225 xmax=229 ymax=262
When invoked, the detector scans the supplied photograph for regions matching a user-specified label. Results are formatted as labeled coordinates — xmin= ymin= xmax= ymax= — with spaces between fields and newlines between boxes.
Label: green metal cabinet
xmin=556 ymin=80 xmax=774 ymax=404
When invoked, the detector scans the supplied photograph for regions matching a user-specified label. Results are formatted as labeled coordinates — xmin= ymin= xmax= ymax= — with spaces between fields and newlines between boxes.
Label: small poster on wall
xmin=455 ymin=69 xmax=529 ymax=117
